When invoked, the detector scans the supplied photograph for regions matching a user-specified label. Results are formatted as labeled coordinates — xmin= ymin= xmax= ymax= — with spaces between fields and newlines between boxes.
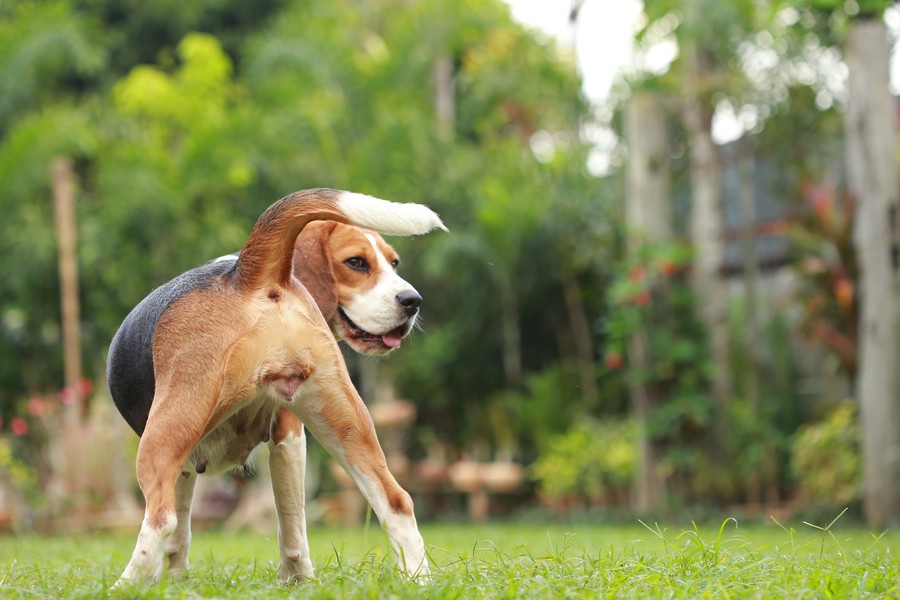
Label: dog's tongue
xmin=382 ymin=328 xmax=404 ymax=348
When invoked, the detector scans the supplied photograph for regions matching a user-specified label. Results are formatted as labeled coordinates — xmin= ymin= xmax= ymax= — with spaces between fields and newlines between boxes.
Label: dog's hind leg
xmin=114 ymin=396 xmax=203 ymax=587
xmin=165 ymin=471 xmax=197 ymax=579
xmin=296 ymin=378 xmax=429 ymax=580
xmin=269 ymin=409 xmax=315 ymax=583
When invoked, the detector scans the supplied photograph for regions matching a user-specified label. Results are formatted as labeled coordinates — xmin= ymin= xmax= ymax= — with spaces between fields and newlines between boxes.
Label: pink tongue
xmin=381 ymin=330 xmax=403 ymax=348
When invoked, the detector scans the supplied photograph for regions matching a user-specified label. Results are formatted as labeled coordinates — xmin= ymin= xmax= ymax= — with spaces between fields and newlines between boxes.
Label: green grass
xmin=1 ymin=516 xmax=897 ymax=598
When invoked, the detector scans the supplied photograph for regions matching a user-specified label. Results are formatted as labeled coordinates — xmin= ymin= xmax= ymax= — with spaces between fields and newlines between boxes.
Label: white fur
xmin=114 ymin=510 xmax=178 ymax=587
xmin=292 ymin=386 xmax=429 ymax=580
xmin=269 ymin=428 xmax=315 ymax=582
xmin=337 ymin=191 xmax=447 ymax=236
xmin=341 ymin=233 xmax=420 ymax=335
xmin=165 ymin=474 xmax=197 ymax=578
xmin=348 ymin=465 xmax=430 ymax=579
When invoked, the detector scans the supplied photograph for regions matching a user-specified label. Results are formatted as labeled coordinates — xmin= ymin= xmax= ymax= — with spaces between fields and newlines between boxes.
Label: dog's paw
xmin=166 ymin=546 xmax=191 ymax=580
xmin=167 ymin=561 xmax=191 ymax=580
xmin=409 ymin=562 xmax=432 ymax=585
xmin=276 ymin=554 xmax=314 ymax=584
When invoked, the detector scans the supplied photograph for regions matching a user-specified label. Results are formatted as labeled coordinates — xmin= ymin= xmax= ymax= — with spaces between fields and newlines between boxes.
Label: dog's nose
xmin=396 ymin=290 xmax=422 ymax=316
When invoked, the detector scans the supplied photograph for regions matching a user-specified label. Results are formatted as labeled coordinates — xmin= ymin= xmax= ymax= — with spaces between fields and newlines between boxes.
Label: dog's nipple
xmin=195 ymin=457 xmax=207 ymax=474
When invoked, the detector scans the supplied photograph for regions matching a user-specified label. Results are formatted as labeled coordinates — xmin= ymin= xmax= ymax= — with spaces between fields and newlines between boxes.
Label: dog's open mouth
xmin=338 ymin=308 xmax=407 ymax=351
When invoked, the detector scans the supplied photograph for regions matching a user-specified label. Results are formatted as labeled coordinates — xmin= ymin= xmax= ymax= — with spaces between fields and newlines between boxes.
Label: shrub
xmin=531 ymin=418 xmax=636 ymax=507
xmin=790 ymin=401 xmax=860 ymax=507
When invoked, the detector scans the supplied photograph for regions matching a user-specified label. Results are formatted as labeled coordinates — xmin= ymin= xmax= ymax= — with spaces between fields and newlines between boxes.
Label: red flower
xmin=629 ymin=266 xmax=646 ymax=283
xmin=633 ymin=289 xmax=651 ymax=306
xmin=658 ymin=259 xmax=679 ymax=276
xmin=604 ymin=351 xmax=623 ymax=371
xmin=76 ymin=378 xmax=94 ymax=398
xmin=60 ymin=387 xmax=75 ymax=405
xmin=10 ymin=417 xmax=29 ymax=437
xmin=27 ymin=397 xmax=45 ymax=417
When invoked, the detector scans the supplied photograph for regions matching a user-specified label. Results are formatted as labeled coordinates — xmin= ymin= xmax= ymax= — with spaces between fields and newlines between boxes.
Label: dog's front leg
xmin=269 ymin=409 xmax=315 ymax=583
xmin=165 ymin=471 xmax=197 ymax=578
xmin=298 ymin=384 xmax=429 ymax=580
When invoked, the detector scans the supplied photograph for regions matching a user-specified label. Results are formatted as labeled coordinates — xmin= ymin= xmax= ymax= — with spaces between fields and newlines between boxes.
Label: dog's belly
xmin=187 ymin=396 xmax=278 ymax=475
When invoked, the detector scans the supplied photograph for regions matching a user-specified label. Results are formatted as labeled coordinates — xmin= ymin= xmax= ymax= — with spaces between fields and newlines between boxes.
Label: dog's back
xmin=108 ymin=260 xmax=236 ymax=435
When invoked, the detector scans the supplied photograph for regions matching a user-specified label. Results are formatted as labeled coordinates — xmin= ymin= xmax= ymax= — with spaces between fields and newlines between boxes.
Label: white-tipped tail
xmin=337 ymin=191 xmax=448 ymax=236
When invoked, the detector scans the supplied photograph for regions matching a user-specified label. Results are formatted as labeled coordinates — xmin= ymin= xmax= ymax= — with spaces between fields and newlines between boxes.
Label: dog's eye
xmin=344 ymin=257 xmax=369 ymax=272
xmin=391 ymin=258 xmax=400 ymax=269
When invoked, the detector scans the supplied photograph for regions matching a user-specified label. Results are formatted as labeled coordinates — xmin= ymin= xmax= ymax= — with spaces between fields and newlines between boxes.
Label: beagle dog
xmin=213 ymin=221 xmax=423 ymax=354
xmin=292 ymin=221 xmax=424 ymax=356
xmin=106 ymin=189 xmax=444 ymax=586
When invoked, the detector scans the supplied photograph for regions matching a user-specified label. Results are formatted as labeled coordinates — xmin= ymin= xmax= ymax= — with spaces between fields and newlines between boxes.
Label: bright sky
xmin=503 ymin=0 xmax=647 ymax=174
xmin=503 ymin=0 xmax=753 ymax=148
xmin=503 ymin=0 xmax=645 ymax=103
xmin=506 ymin=1 xmax=900 ymax=153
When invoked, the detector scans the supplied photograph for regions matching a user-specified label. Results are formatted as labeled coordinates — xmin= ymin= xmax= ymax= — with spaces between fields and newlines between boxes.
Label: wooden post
xmin=52 ymin=156 xmax=83 ymax=422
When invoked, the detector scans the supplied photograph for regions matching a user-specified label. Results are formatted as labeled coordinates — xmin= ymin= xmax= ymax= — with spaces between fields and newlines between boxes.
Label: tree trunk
xmin=843 ymin=17 xmax=900 ymax=527
xmin=682 ymin=48 xmax=732 ymax=444
xmin=738 ymin=145 xmax=759 ymax=413
xmin=561 ymin=272 xmax=597 ymax=406
xmin=627 ymin=331 xmax=666 ymax=514
xmin=500 ymin=284 xmax=522 ymax=389
xmin=624 ymin=91 xmax=671 ymax=514
xmin=48 ymin=157 xmax=84 ymax=522
xmin=738 ymin=143 xmax=765 ymax=506
xmin=625 ymin=93 xmax=673 ymax=244
xmin=433 ymin=53 xmax=455 ymax=140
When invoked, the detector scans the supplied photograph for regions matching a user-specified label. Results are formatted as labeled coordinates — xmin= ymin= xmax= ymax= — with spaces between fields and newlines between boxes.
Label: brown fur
xmin=121 ymin=190 xmax=427 ymax=584
xmin=293 ymin=221 xmax=402 ymax=321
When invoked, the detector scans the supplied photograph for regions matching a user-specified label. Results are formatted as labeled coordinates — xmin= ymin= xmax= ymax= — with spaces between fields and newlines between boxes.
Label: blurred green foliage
xmin=0 ymin=0 xmax=876 ymax=514
xmin=791 ymin=401 xmax=861 ymax=507
xmin=0 ymin=0 xmax=607 ymax=457
xmin=531 ymin=418 xmax=636 ymax=505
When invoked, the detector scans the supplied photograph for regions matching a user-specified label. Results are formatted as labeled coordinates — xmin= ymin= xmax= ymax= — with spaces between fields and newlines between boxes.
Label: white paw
xmin=276 ymin=555 xmax=315 ymax=583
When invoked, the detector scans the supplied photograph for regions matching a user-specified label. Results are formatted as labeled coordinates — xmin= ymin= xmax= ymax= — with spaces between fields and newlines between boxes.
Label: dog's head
xmin=293 ymin=221 xmax=422 ymax=356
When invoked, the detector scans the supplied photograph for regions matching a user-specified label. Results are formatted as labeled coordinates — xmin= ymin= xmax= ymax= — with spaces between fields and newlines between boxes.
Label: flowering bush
xmin=789 ymin=180 xmax=857 ymax=379
xmin=0 ymin=378 xmax=97 ymax=511
xmin=598 ymin=242 xmax=722 ymax=501
xmin=603 ymin=243 xmax=712 ymax=440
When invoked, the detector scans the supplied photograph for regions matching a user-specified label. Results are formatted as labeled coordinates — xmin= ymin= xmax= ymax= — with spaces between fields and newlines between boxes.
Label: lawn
xmin=1 ymin=516 xmax=897 ymax=598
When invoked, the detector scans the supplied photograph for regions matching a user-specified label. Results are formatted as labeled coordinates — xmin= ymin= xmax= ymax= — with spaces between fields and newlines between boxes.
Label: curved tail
xmin=235 ymin=188 xmax=446 ymax=289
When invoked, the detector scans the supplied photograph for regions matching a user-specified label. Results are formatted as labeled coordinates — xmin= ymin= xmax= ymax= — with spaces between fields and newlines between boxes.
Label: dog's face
xmin=293 ymin=222 xmax=422 ymax=356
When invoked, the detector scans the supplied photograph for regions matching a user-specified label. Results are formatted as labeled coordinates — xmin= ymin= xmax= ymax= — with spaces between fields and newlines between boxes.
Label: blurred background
xmin=1 ymin=0 xmax=899 ymax=533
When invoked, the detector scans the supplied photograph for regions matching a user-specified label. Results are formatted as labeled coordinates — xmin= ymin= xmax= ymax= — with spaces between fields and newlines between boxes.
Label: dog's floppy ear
xmin=293 ymin=221 xmax=339 ymax=321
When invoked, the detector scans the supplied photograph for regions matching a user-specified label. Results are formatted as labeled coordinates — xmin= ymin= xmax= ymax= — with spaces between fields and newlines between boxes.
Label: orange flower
xmin=834 ymin=278 xmax=854 ymax=312
xmin=604 ymin=351 xmax=623 ymax=370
